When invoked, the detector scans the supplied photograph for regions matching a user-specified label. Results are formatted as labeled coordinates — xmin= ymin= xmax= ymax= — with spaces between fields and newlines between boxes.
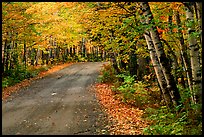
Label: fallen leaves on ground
xmin=94 ymin=83 xmax=150 ymax=135
xmin=2 ymin=62 xmax=73 ymax=100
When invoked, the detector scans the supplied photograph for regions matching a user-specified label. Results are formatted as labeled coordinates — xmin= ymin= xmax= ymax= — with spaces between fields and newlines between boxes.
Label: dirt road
xmin=2 ymin=62 xmax=109 ymax=135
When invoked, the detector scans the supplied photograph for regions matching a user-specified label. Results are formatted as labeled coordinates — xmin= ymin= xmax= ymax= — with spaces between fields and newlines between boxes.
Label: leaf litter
xmin=94 ymin=83 xmax=150 ymax=135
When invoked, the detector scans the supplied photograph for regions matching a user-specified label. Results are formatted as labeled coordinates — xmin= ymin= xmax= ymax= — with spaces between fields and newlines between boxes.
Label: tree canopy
xmin=2 ymin=2 xmax=202 ymax=135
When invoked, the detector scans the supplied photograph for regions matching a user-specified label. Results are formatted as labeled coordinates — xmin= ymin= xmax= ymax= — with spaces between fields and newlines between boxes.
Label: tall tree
xmin=174 ymin=10 xmax=193 ymax=91
xmin=138 ymin=2 xmax=182 ymax=108
xmin=184 ymin=2 xmax=202 ymax=104
xmin=144 ymin=31 xmax=173 ymax=108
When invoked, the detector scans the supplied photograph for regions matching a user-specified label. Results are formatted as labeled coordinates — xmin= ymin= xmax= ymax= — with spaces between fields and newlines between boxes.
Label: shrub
xmin=2 ymin=64 xmax=50 ymax=88
xmin=98 ymin=63 xmax=117 ymax=83
xmin=115 ymin=74 xmax=154 ymax=108
xmin=142 ymin=101 xmax=202 ymax=135
xmin=3 ymin=65 xmax=32 ymax=87
xmin=142 ymin=106 xmax=188 ymax=135
xmin=142 ymin=85 xmax=202 ymax=135
xmin=2 ymin=77 xmax=9 ymax=88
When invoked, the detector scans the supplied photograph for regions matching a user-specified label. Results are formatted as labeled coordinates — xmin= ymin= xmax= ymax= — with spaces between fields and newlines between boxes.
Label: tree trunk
xmin=144 ymin=31 xmax=173 ymax=108
xmin=5 ymin=32 xmax=11 ymax=73
xmin=73 ymin=45 xmax=76 ymax=56
xmin=99 ymin=47 xmax=103 ymax=60
xmin=5 ymin=43 xmax=10 ymax=72
xmin=103 ymin=50 xmax=106 ymax=61
xmin=195 ymin=2 xmax=202 ymax=67
xmin=35 ymin=48 xmax=40 ymax=66
xmin=12 ymin=41 xmax=18 ymax=68
xmin=185 ymin=2 xmax=202 ymax=104
xmin=139 ymin=2 xmax=182 ymax=108
xmin=31 ymin=48 xmax=35 ymax=66
xmin=23 ymin=41 xmax=27 ymax=68
xmin=66 ymin=48 xmax=69 ymax=60
xmin=82 ymin=38 xmax=86 ymax=57
xmin=110 ymin=52 xmax=120 ymax=75
xmin=161 ymin=39 xmax=184 ymax=87
xmin=10 ymin=41 xmax=19 ymax=69
xmin=41 ymin=50 xmax=45 ymax=65
xmin=45 ymin=49 xmax=49 ymax=65
xmin=92 ymin=47 xmax=94 ymax=61
xmin=70 ymin=46 xmax=73 ymax=57
xmin=128 ymin=46 xmax=137 ymax=78
xmin=2 ymin=42 xmax=5 ymax=64
xmin=66 ymin=48 xmax=69 ymax=56
xmin=95 ymin=46 xmax=99 ymax=61
xmin=2 ymin=40 xmax=7 ymax=75
xmin=50 ymin=49 xmax=54 ymax=64
xmin=119 ymin=50 xmax=127 ymax=71
xmin=174 ymin=10 xmax=192 ymax=90
xmin=9 ymin=41 xmax=15 ymax=70
xmin=195 ymin=2 xmax=202 ymax=46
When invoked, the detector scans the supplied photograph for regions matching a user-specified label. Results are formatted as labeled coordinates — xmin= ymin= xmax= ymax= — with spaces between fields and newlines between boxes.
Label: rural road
xmin=2 ymin=62 xmax=109 ymax=135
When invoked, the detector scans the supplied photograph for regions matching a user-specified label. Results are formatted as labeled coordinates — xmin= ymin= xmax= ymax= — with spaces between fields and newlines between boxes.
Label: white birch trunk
xmin=185 ymin=2 xmax=202 ymax=104
xmin=139 ymin=2 xmax=182 ymax=107
xmin=144 ymin=31 xmax=173 ymax=108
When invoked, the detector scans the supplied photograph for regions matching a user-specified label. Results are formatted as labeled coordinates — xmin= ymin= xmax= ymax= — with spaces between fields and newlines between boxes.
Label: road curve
xmin=2 ymin=62 xmax=109 ymax=135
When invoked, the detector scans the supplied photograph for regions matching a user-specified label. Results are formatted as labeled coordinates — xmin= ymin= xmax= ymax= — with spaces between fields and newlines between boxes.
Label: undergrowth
xmin=2 ymin=64 xmax=50 ymax=88
xmin=98 ymin=63 xmax=117 ymax=83
xmin=98 ymin=63 xmax=202 ymax=135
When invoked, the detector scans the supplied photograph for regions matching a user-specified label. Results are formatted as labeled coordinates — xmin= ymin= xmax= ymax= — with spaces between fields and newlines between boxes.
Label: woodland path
xmin=2 ymin=62 xmax=109 ymax=135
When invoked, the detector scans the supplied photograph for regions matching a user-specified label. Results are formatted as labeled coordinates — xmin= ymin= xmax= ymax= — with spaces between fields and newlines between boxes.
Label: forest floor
xmin=93 ymin=83 xmax=150 ymax=135
xmin=2 ymin=62 xmax=149 ymax=135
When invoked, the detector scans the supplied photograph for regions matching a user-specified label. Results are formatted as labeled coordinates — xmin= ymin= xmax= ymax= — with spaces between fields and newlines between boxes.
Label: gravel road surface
xmin=2 ymin=62 xmax=109 ymax=135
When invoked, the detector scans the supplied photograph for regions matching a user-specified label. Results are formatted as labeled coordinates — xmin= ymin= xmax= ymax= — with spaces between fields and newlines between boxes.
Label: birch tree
xmin=144 ymin=31 xmax=173 ymax=108
xmin=138 ymin=2 xmax=182 ymax=108
xmin=184 ymin=2 xmax=202 ymax=104
xmin=174 ymin=10 xmax=193 ymax=92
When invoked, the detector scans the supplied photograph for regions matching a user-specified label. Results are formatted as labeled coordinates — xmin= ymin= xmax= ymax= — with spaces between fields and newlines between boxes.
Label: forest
xmin=2 ymin=2 xmax=202 ymax=135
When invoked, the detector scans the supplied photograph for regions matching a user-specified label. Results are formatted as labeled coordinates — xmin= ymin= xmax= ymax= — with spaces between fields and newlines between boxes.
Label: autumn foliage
xmin=2 ymin=2 xmax=202 ymax=135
